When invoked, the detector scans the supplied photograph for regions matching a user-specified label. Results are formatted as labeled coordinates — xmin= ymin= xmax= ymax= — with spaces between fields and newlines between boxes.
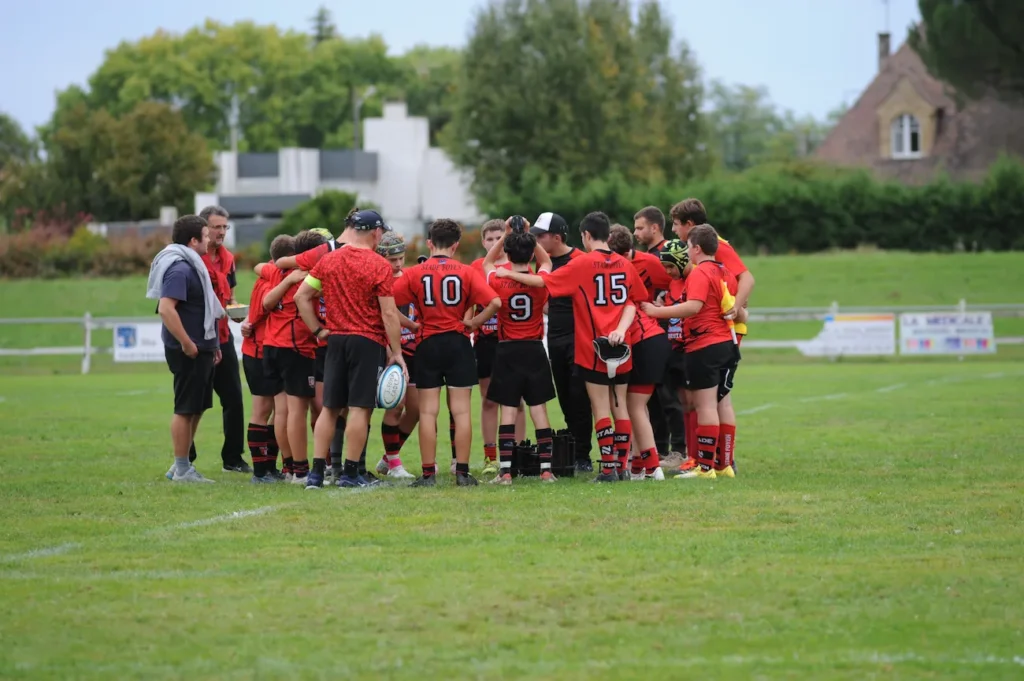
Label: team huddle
xmin=157 ymin=198 xmax=754 ymax=487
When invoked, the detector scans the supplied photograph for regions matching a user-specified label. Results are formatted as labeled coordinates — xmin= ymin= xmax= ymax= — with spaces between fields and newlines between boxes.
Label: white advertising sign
xmin=797 ymin=314 xmax=896 ymax=357
xmin=114 ymin=320 xmax=244 ymax=362
xmin=899 ymin=312 xmax=996 ymax=355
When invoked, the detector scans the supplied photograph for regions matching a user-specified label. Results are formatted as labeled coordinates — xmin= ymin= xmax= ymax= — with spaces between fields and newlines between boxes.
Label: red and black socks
xmin=266 ymin=424 xmax=280 ymax=471
xmin=246 ymin=423 xmax=271 ymax=477
xmin=695 ymin=424 xmax=718 ymax=471
xmin=717 ymin=424 xmax=736 ymax=470
xmin=613 ymin=420 xmax=632 ymax=476
xmin=382 ymin=423 xmax=403 ymax=469
xmin=536 ymin=427 xmax=554 ymax=473
xmin=484 ymin=443 xmax=497 ymax=464
xmin=641 ymin=448 xmax=661 ymax=475
xmin=595 ymin=418 xmax=616 ymax=475
xmin=498 ymin=424 xmax=516 ymax=477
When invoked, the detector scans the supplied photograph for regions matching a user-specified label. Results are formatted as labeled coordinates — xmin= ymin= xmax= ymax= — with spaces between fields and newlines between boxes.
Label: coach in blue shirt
xmin=146 ymin=215 xmax=225 ymax=483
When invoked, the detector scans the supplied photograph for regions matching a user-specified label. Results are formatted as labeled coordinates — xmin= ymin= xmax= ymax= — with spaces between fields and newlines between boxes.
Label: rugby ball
xmin=225 ymin=304 xmax=249 ymax=322
xmin=376 ymin=364 xmax=407 ymax=410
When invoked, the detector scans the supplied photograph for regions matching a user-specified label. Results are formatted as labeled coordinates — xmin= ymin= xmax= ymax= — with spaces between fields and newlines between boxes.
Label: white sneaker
xmin=387 ymin=465 xmax=415 ymax=480
xmin=288 ymin=473 xmax=308 ymax=485
xmin=375 ymin=458 xmax=389 ymax=475
xmin=649 ymin=467 xmax=666 ymax=481
xmin=629 ymin=470 xmax=646 ymax=481
xmin=171 ymin=467 xmax=215 ymax=483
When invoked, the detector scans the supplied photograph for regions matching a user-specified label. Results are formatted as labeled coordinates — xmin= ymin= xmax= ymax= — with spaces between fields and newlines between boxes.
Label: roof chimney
xmin=878 ymin=32 xmax=891 ymax=72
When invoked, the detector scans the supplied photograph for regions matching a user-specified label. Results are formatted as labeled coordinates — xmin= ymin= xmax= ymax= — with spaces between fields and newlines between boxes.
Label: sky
xmin=0 ymin=0 xmax=922 ymax=134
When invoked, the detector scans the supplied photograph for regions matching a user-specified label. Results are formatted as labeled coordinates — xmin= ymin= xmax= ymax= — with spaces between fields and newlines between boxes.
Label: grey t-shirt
xmin=160 ymin=261 xmax=219 ymax=351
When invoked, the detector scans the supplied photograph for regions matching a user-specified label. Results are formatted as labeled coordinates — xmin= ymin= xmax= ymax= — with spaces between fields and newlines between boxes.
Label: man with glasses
xmin=198 ymin=205 xmax=250 ymax=474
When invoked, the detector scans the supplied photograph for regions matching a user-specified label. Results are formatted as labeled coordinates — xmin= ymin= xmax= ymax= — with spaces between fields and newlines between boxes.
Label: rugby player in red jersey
xmin=239 ymin=235 xmax=295 ymax=482
xmin=469 ymin=220 xmax=526 ymax=476
xmin=481 ymin=219 xmax=556 ymax=484
xmin=497 ymin=211 xmax=647 ymax=483
xmin=643 ymin=225 xmax=745 ymax=480
xmin=393 ymin=219 xmax=500 ymax=487
xmin=608 ymin=225 xmax=670 ymax=480
xmin=294 ymin=210 xmax=405 ymax=489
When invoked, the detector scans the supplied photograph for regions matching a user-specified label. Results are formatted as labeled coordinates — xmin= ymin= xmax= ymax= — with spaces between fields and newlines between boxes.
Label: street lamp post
xmin=352 ymin=85 xmax=377 ymax=150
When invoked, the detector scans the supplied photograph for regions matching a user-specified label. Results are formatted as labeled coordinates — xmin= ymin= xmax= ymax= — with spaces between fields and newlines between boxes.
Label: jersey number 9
xmin=508 ymin=293 xmax=533 ymax=321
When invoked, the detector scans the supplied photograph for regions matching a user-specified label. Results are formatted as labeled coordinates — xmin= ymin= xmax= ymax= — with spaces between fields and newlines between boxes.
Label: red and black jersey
xmin=630 ymin=250 xmax=671 ymax=303
xmin=664 ymin=278 xmax=687 ymax=352
xmin=545 ymin=247 xmax=585 ymax=344
xmin=260 ymin=264 xmax=317 ymax=358
xmin=470 ymin=258 xmax=503 ymax=338
xmin=684 ymin=261 xmax=738 ymax=353
xmin=487 ymin=269 xmax=549 ymax=342
xmin=714 ymin=237 xmax=749 ymax=336
xmin=540 ymin=249 xmax=647 ymax=372
xmin=393 ymin=255 xmax=499 ymax=342
xmin=241 ymin=277 xmax=271 ymax=359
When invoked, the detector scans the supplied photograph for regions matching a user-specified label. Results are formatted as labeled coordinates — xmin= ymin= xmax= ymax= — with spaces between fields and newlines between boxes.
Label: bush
xmin=482 ymin=158 xmax=1024 ymax=253
xmin=262 ymin=190 xmax=374 ymax=258
xmin=0 ymin=226 xmax=167 ymax=278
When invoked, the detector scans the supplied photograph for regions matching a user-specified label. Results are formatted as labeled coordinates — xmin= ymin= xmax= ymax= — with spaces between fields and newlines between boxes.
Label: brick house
xmin=815 ymin=33 xmax=1024 ymax=183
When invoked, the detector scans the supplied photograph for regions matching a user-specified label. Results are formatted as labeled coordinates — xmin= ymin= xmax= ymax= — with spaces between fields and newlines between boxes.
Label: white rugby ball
xmin=376 ymin=364 xmax=407 ymax=410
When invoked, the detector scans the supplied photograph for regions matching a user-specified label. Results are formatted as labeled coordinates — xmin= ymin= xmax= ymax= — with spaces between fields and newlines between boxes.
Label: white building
xmin=195 ymin=102 xmax=484 ymax=245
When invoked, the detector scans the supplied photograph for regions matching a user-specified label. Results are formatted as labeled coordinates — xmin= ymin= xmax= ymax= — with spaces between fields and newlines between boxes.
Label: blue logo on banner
xmin=116 ymin=326 xmax=137 ymax=348
xmin=945 ymin=337 xmax=962 ymax=349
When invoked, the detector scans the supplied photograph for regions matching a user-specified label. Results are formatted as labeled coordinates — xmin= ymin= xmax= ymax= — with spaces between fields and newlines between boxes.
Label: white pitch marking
xmin=876 ymin=383 xmax=906 ymax=393
xmin=982 ymin=372 xmax=1005 ymax=379
xmin=114 ymin=389 xmax=151 ymax=397
xmin=737 ymin=403 xmax=775 ymax=415
xmin=166 ymin=505 xmax=277 ymax=530
xmin=799 ymin=392 xmax=847 ymax=403
xmin=0 ymin=542 xmax=81 ymax=563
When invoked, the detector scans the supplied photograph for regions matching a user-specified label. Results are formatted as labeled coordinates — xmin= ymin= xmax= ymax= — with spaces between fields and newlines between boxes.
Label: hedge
xmin=484 ymin=156 xmax=1024 ymax=253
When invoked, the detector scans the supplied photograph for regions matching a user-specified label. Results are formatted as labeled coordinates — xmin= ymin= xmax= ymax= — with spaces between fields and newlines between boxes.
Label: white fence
xmin=1 ymin=301 xmax=1023 ymax=374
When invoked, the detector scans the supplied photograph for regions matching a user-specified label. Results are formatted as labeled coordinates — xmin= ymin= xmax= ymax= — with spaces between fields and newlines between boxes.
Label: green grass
xmin=1 ymin=362 xmax=1023 ymax=680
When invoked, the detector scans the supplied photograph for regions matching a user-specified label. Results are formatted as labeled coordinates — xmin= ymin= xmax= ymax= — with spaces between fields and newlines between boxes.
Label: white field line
xmin=0 ymin=543 xmax=81 ymax=563
xmin=0 ymin=569 xmax=221 ymax=582
xmin=166 ymin=505 xmax=278 ymax=530
xmin=737 ymin=403 xmax=776 ymax=416
xmin=875 ymin=383 xmax=906 ymax=393
xmin=5 ymin=506 xmax=281 ymax=563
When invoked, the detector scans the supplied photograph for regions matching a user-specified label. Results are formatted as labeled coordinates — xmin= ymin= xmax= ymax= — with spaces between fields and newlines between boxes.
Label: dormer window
xmin=890 ymin=114 xmax=922 ymax=159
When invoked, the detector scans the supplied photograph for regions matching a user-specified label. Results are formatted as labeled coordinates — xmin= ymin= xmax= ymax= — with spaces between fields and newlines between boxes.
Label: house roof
xmin=815 ymin=37 xmax=1024 ymax=183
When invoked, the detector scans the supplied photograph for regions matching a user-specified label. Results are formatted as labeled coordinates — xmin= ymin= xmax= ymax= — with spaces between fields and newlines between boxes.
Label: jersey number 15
xmin=593 ymin=273 xmax=627 ymax=306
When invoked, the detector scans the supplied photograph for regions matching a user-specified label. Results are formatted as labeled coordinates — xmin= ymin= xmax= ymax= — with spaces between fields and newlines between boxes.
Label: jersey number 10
xmin=421 ymin=274 xmax=463 ymax=306
xmin=593 ymin=273 xmax=628 ymax=306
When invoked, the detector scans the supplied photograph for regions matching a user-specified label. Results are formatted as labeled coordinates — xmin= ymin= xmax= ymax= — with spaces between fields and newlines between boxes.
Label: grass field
xmin=1 ymin=361 xmax=1023 ymax=679
xmin=2 ymin=252 xmax=1023 ymax=678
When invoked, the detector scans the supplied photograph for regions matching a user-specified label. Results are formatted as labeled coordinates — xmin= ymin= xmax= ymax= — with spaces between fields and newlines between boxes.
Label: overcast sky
xmin=0 ymin=0 xmax=921 ymax=134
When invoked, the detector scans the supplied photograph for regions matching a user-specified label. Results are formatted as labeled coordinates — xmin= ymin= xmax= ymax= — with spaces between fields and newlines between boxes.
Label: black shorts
xmin=262 ymin=346 xmax=316 ymax=398
xmin=165 ymin=347 xmax=215 ymax=415
xmin=243 ymin=353 xmax=281 ymax=397
xmin=415 ymin=332 xmax=477 ymax=390
xmin=474 ymin=334 xmax=499 ymax=379
xmin=577 ymin=365 xmax=630 ymax=386
xmin=665 ymin=349 xmax=687 ymax=388
xmin=684 ymin=341 xmax=740 ymax=400
xmin=628 ymin=335 xmax=670 ymax=387
xmin=487 ymin=341 xmax=556 ymax=407
xmin=315 ymin=345 xmax=327 ymax=383
xmin=323 ymin=334 xmax=386 ymax=409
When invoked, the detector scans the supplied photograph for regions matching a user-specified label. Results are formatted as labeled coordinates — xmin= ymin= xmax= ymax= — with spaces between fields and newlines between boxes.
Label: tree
xmin=262 ymin=190 xmax=365 ymax=256
xmin=310 ymin=6 xmax=337 ymax=45
xmin=43 ymin=101 xmax=213 ymax=221
xmin=445 ymin=0 xmax=711 ymax=205
xmin=910 ymin=0 xmax=1024 ymax=103
xmin=395 ymin=46 xmax=461 ymax=145
xmin=0 ymin=112 xmax=35 ymax=171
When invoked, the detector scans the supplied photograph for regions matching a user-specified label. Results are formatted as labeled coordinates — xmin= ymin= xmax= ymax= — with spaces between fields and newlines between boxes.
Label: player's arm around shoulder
xmin=295 ymin=276 xmax=324 ymax=337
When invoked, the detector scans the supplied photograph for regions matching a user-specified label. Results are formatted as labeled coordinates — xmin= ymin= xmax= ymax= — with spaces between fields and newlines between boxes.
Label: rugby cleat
xmin=336 ymin=474 xmax=380 ymax=488
xmin=482 ymin=459 xmax=499 ymax=476
xmin=490 ymin=472 xmax=513 ymax=485
xmin=456 ymin=472 xmax=479 ymax=487
xmin=647 ymin=467 xmax=666 ymax=481
xmin=250 ymin=473 xmax=279 ymax=484
xmin=304 ymin=471 xmax=325 ymax=489
xmin=675 ymin=467 xmax=717 ymax=480
xmin=222 ymin=460 xmax=253 ymax=474
xmin=539 ymin=471 xmax=557 ymax=483
xmin=171 ymin=468 xmax=215 ymax=483
xmin=715 ymin=466 xmax=736 ymax=479
xmin=410 ymin=475 xmax=437 ymax=488
xmin=593 ymin=472 xmax=619 ymax=483
xmin=387 ymin=465 xmax=415 ymax=480
xmin=375 ymin=457 xmax=389 ymax=475
xmin=575 ymin=459 xmax=594 ymax=473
